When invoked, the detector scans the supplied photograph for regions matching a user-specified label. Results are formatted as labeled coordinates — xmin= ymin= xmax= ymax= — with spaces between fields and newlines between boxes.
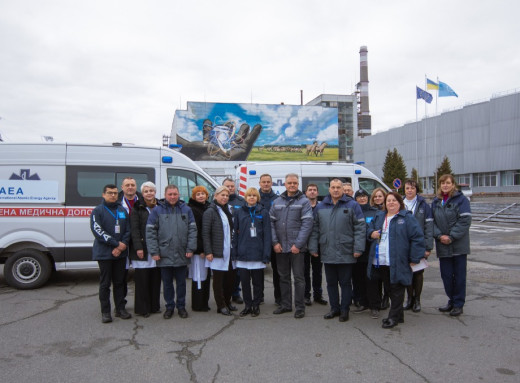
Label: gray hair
xmin=141 ymin=181 xmax=156 ymax=193
xmin=285 ymin=173 xmax=299 ymax=181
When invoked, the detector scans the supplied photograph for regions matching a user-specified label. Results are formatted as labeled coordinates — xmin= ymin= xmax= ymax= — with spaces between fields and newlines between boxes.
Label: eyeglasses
xmin=105 ymin=191 xmax=118 ymax=195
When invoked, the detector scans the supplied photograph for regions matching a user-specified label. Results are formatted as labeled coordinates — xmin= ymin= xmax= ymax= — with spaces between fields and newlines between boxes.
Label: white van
xmin=0 ymin=142 xmax=219 ymax=289
xmin=236 ymin=161 xmax=390 ymax=198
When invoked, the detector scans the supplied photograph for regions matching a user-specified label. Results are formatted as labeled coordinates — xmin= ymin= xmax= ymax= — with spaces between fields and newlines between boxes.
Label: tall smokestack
xmin=359 ymin=46 xmax=369 ymax=115
xmin=358 ymin=46 xmax=372 ymax=137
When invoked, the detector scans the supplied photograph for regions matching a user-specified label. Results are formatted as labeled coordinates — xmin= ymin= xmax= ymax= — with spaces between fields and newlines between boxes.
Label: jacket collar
xmin=280 ymin=190 xmax=304 ymax=200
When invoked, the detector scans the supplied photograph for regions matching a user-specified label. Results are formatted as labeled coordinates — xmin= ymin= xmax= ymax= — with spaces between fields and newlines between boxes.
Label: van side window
xmin=167 ymin=169 xmax=216 ymax=201
xmin=66 ymin=166 xmax=155 ymax=206
xmin=358 ymin=178 xmax=387 ymax=196
xmin=302 ymin=177 xmax=352 ymax=201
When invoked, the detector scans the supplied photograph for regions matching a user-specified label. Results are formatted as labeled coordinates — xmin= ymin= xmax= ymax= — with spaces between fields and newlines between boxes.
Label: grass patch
xmin=248 ymin=148 xmax=339 ymax=161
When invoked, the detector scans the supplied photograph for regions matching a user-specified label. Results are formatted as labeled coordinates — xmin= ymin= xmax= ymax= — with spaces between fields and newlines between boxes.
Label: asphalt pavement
xmin=0 ymin=222 xmax=519 ymax=383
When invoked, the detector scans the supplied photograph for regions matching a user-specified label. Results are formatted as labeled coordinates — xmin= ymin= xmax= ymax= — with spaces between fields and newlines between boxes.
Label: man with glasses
xmin=90 ymin=184 xmax=132 ymax=323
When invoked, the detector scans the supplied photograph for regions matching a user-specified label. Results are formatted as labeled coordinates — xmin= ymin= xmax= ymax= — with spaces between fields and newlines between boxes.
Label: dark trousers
xmin=232 ymin=272 xmax=242 ymax=298
xmin=324 ymin=263 xmax=353 ymax=312
xmin=352 ymin=261 xmax=369 ymax=307
xmin=406 ymin=269 xmax=424 ymax=302
xmin=161 ymin=266 xmax=187 ymax=311
xmin=367 ymin=265 xmax=405 ymax=322
xmin=277 ymin=252 xmax=305 ymax=311
xmin=191 ymin=273 xmax=211 ymax=311
xmin=304 ymin=252 xmax=323 ymax=299
xmin=98 ymin=258 xmax=127 ymax=314
xmin=212 ymin=262 xmax=236 ymax=310
xmin=239 ymin=268 xmax=264 ymax=307
xmin=270 ymin=251 xmax=281 ymax=302
xmin=439 ymin=254 xmax=467 ymax=308
xmin=134 ymin=267 xmax=161 ymax=315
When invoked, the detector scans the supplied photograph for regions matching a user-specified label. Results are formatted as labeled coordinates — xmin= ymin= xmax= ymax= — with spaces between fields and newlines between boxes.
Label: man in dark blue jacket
xmin=259 ymin=173 xmax=281 ymax=305
xmin=90 ymin=184 xmax=132 ymax=323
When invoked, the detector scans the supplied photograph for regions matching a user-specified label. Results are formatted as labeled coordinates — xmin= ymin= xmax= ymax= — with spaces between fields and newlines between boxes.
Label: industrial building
xmin=354 ymin=89 xmax=520 ymax=194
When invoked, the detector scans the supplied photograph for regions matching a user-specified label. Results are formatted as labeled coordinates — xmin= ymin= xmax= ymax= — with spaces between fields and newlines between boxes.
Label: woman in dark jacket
xmin=366 ymin=192 xmax=425 ymax=329
xmin=432 ymin=174 xmax=471 ymax=317
xmin=403 ymin=179 xmax=434 ymax=313
xmin=352 ymin=189 xmax=379 ymax=316
xmin=232 ymin=187 xmax=271 ymax=317
xmin=188 ymin=186 xmax=211 ymax=312
xmin=130 ymin=182 xmax=161 ymax=317
xmin=202 ymin=186 xmax=237 ymax=316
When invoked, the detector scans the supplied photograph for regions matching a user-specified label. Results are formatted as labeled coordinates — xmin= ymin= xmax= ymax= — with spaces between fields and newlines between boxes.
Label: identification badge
xmin=250 ymin=223 xmax=257 ymax=237
xmin=115 ymin=225 xmax=120 ymax=234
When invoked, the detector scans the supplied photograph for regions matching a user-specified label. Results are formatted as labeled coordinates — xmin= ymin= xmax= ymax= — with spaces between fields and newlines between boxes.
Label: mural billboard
xmin=172 ymin=102 xmax=338 ymax=161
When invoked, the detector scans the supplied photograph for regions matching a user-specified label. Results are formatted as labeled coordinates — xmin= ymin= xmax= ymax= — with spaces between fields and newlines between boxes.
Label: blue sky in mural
xmin=175 ymin=102 xmax=338 ymax=146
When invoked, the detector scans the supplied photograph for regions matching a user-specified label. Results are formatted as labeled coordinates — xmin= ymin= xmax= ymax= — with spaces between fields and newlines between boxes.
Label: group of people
xmin=90 ymin=173 xmax=471 ymax=329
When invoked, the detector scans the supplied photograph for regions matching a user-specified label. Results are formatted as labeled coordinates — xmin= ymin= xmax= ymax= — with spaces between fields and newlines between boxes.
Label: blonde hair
xmin=436 ymin=174 xmax=456 ymax=198
xmin=244 ymin=187 xmax=260 ymax=201
xmin=370 ymin=187 xmax=387 ymax=209
xmin=213 ymin=186 xmax=229 ymax=199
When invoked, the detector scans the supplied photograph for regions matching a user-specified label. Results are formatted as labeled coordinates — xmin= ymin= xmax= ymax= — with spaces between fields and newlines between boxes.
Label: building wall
xmin=354 ymin=91 xmax=520 ymax=193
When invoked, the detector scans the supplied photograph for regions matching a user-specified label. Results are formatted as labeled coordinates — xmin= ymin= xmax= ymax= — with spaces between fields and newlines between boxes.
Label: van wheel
xmin=4 ymin=250 xmax=52 ymax=289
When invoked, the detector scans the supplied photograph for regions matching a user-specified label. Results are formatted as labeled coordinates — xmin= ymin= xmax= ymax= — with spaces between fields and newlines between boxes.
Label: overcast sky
xmin=1 ymin=0 xmax=519 ymax=146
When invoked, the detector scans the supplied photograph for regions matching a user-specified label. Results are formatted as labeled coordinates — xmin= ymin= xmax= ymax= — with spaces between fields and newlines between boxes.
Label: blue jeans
xmin=324 ymin=263 xmax=353 ymax=312
xmin=439 ymin=254 xmax=467 ymax=308
xmin=161 ymin=266 xmax=187 ymax=311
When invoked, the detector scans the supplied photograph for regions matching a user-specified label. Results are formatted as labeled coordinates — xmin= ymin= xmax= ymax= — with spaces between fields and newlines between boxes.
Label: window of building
xmin=473 ymin=172 xmax=497 ymax=187
xmin=456 ymin=174 xmax=471 ymax=186
xmin=500 ymin=170 xmax=520 ymax=186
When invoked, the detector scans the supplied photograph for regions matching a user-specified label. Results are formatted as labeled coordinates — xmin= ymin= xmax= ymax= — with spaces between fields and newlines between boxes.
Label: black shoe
xmin=251 ymin=306 xmax=260 ymax=317
xmin=163 ymin=309 xmax=174 ymax=319
xmin=370 ymin=309 xmax=380 ymax=319
xmin=151 ymin=309 xmax=162 ymax=314
xmin=116 ymin=309 xmax=132 ymax=320
xmin=449 ymin=307 xmax=463 ymax=316
xmin=353 ymin=306 xmax=369 ymax=314
xmin=273 ymin=307 xmax=292 ymax=315
xmin=178 ymin=308 xmax=188 ymax=319
xmin=381 ymin=296 xmax=390 ymax=310
xmin=239 ymin=307 xmax=252 ymax=317
xmin=227 ymin=304 xmax=238 ymax=312
xmin=232 ymin=295 xmax=244 ymax=304
xmin=101 ymin=313 xmax=112 ymax=323
xmin=412 ymin=300 xmax=421 ymax=313
xmin=259 ymin=298 xmax=265 ymax=305
xmin=438 ymin=303 xmax=454 ymax=312
xmin=275 ymin=298 xmax=282 ymax=307
xmin=403 ymin=298 xmax=414 ymax=310
xmin=304 ymin=298 xmax=312 ymax=306
xmin=339 ymin=311 xmax=349 ymax=322
xmin=353 ymin=301 xmax=361 ymax=308
xmin=324 ymin=310 xmax=340 ymax=319
xmin=382 ymin=318 xmax=398 ymax=329
xmin=294 ymin=310 xmax=305 ymax=319
xmin=142 ymin=313 xmax=151 ymax=318
xmin=218 ymin=307 xmax=232 ymax=316
xmin=314 ymin=296 xmax=328 ymax=305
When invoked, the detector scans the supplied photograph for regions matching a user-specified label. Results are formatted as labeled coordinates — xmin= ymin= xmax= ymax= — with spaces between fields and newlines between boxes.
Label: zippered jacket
xmin=146 ymin=199 xmax=197 ymax=267
xmin=309 ymin=194 xmax=366 ymax=264
xmin=269 ymin=190 xmax=313 ymax=253
xmin=431 ymin=191 xmax=471 ymax=257
xmin=90 ymin=200 xmax=130 ymax=261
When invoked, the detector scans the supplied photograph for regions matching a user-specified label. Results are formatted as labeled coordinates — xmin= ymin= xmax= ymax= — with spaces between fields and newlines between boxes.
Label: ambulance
xmin=0 ymin=142 xmax=219 ymax=289
xmin=236 ymin=161 xmax=390 ymax=198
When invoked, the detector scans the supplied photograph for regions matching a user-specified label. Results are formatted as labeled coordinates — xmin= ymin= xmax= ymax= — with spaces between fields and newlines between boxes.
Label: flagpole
xmin=436 ymin=76 xmax=439 ymax=115
xmin=424 ymin=75 xmax=427 ymax=118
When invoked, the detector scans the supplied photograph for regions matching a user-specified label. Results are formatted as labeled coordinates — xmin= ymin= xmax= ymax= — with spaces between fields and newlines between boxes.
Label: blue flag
xmin=416 ymin=86 xmax=433 ymax=103
xmin=438 ymin=81 xmax=458 ymax=97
